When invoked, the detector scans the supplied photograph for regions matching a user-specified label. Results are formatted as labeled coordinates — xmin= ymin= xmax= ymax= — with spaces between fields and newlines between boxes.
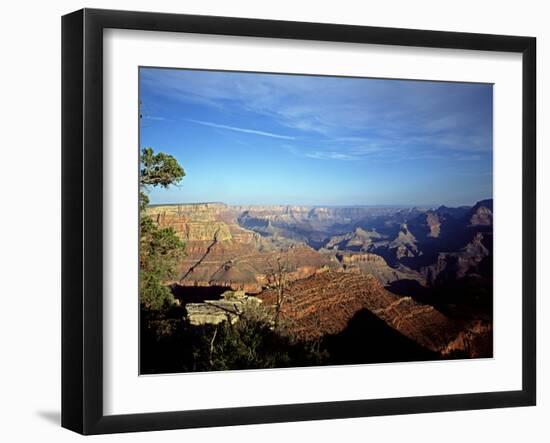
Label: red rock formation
xmin=468 ymin=200 xmax=493 ymax=226
xmin=335 ymin=252 xmax=425 ymax=285
xmin=259 ymin=271 xmax=479 ymax=355
xmin=425 ymin=211 xmax=442 ymax=237
xmin=148 ymin=204 xmax=336 ymax=293
xmin=388 ymin=224 xmax=420 ymax=259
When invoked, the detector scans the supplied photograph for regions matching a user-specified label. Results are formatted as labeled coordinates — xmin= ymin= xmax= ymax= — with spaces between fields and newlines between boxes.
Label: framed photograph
xmin=61 ymin=8 xmax=536 ymax=435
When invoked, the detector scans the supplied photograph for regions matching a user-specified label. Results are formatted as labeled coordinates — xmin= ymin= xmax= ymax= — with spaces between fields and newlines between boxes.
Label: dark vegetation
xmin=141 ymin=306 xmax=328 ymax=374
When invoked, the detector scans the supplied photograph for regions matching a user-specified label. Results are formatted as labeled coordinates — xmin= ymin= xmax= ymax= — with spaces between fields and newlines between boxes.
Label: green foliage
xmin=141 ymin=147 xmax=185 ymax=188
xmin=140 ymin=216 xmax=185 ymax=310
xmin=139 ymin=146 xmax=186 ymax=311
xmin=139 ymin=191 xmax=150 ymax=212
xmin=200 ymin=318 xmax=291 ymax=371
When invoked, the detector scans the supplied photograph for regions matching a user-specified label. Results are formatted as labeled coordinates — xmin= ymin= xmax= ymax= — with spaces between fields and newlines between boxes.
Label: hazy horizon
xmin=147 ymin=198 xmax=492 ymax=209
xmin=140 ymin=68 xmax=493 ymax=207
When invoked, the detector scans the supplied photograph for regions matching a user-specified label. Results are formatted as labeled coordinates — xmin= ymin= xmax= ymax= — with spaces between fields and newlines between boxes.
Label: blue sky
xmin=139 ymin=67 xmax=493 ymax=207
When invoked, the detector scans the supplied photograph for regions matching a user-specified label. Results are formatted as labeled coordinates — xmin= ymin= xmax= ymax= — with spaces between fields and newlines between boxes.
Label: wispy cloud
xmin=282 ymin=143 xmax=388 ymax=162
xmin=142 ymin=68 xmax=493 ymax=159
xmin=304 ymin=151 xmax=355 ymax=161
xmin=455 ymin=154 xmax=482 ymax=161
xmin=143 ymin=115 xmax=168 ymax=121
xmin=187 ymin=119 xmax=296 ymax=140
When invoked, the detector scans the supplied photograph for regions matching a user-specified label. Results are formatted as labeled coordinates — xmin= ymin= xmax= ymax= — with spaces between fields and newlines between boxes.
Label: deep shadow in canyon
xmin=322 ymin=308 xmax=439 ymax=365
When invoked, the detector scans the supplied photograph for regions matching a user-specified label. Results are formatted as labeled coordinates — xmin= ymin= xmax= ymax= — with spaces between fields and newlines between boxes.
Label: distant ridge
xmin=149 ymin=202 xmax=226 ymax=207
xmin=150 ymin=202 xmax=434 ymax=209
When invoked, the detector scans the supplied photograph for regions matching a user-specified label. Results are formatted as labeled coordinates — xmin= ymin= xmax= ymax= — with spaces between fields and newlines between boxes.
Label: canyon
xmin=146 ymin=199 xmax=494 ymax=362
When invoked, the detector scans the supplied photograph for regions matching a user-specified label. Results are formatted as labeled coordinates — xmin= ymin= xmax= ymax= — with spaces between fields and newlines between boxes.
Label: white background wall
xmin=0 ymin=0 xmax=546 ymax=441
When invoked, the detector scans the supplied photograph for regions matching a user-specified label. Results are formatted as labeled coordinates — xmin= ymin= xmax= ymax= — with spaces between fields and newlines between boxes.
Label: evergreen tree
xmin=139 ymin=147 xmax=185 ymax=310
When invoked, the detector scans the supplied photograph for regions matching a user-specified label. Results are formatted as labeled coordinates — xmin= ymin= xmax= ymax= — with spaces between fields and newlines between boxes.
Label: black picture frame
xmin=61 ymin=8 xmax=536 ymax=435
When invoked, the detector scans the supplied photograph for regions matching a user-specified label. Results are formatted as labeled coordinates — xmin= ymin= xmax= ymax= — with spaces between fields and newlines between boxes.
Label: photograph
xmin=138 ymin=67 xmax=494 ymax=374
xmin=0 ymin=1 xmax=543 ymax=440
